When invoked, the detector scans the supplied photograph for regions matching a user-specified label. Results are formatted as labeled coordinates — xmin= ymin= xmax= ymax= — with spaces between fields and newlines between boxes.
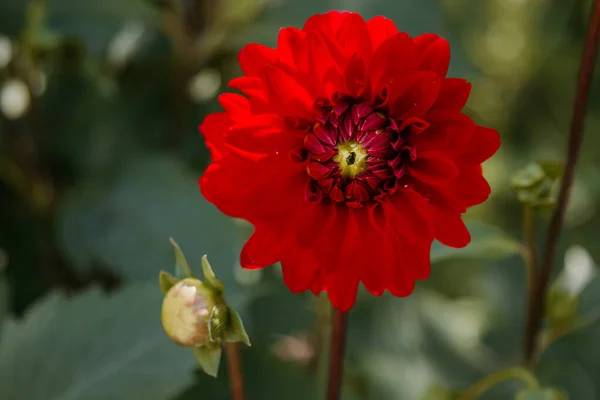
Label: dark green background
xmin=1 ymin=0 xmax=599 ymax=399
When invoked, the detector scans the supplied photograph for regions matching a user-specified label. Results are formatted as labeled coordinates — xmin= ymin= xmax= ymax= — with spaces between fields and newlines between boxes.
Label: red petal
xmin=307 ymin=33 xmax=344 ymax=97
xmin=430 ymin=205 xmax=470 ymax=248
xmin=238 ymin=43 xmax=277 ymax=77
xmin=281 ymin=249 xmax=319 ymax=293
xmin=355 ymin=207 xmax=392 ymax=295
xmin=241 ymin=222 xmax=289 ymax=269
xmin=277 ymin=27 xmax=309 ymax=71
xmin=413 ymin=34 xmax=450 ymax=77
xmin=263 ymin=65 xmax=314 ymax=118
xmin=462 ymin=126 xmax=501 ymax=165
xmin=313 ymin=206 xmax=349 ymax=273
xmin=451 ymin=165 xmax=492 ymax=207
xmin=387 ymin=189 xmax=435 ymax=244
xmin=367 ymin=16 xmax=399 ymax=50
xmin=225 ymin=115 xmax=302 ymax=157
xmin=295 ymin=202 xmax=336 ymax=248
xmin=228 ymin=76 xmax=266 ymax=99
xmin=368 ymin=33 xmax=415 ymax=98
xmin=199 ymin=113 xmax=231 ymax=162
xmin=218 ymin=93 xmax=250 ymax=122
xmin=326 ymin=268 xmax=360 ymax=311
xmin=335 ymin=12 xmax=372 ymax=60
xmin=303 ymin=11 xmax=348 ymax=35
xmin=199 ymin=155 xmax=306 ymax=222
xmin=433 ymin=78 xmax=471 ymax=111
xmin=413 ymin=110 xmax=475 ymax=154
xmin=325 ymin=209 xmax=360 ymax=311
xmin=396 ymin=238 xmax=431 ymax=281
xmin=409 ymin=151 xmax=460 ymax=185
xmin=386 ymin=71 xmax=442 ymax=119
xmin=345 ymin=54 xmax=367 ymax=97
xmin=388 ymin=237 xmax=417 ymax=296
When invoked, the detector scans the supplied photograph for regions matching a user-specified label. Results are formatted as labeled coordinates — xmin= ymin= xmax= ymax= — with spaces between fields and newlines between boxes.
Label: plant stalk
xmin=326 ymin=308 xmax=347 ymax=400
xmin=523 ymin=0 xmax=600 ymax=366
xmin=521 ymin=203 xmax=539 ymax=365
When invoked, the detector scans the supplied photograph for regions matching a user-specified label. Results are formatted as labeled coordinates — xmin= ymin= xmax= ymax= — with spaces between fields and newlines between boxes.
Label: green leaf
xmin=431 ymin=222 xmax=523 ymax=264
xmin=515 ymin=389 xmax=568 ymax=400
xmin=224 ymin=309 xmax=251 ymax=346
xmin=193 ymin=345 xmax=222 ymax=378
xmin=57 ymin=156 xmax=242 ymax=290
xmin=0 ymin=284 xmax=197 ymax=400
xmin=537 ymin=340 xmax=598 ymax=398
xmin=158 ymin=270 xmax=178 ymax=295
xmin=170 ymin=238 xmax=194 ymax=279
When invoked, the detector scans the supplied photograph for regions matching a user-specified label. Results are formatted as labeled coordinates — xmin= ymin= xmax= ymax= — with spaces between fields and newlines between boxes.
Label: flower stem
xmin=523 ymin=0 xmax=600 ymax=366
xmin=457 ymin=367 xmax=540 ymax=400
xmin=226 ymin=343 xmax=245 ymax=400
xmin=521 ymin=203 xmax=539 ymax=365
xmin=326 ymin=308 xmax=347 ymax=400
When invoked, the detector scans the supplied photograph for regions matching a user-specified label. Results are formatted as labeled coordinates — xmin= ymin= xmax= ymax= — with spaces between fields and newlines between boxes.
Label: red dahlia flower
xmin=199 ymin=11 xmax=500 ymax=311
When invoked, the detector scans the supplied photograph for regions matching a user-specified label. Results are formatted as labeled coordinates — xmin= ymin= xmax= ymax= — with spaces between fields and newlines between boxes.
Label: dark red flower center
xmin=303 ymin=101 xmax=418 ymax=207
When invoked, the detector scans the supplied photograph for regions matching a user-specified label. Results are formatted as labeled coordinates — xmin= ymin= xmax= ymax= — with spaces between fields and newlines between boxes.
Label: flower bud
xmin=159 ymin=239 xmax=251 ymax=377
xmin=511 ymin=160 xmax=563 ymax=208
xmin=161 ymin=278 xmax=222 ymax=347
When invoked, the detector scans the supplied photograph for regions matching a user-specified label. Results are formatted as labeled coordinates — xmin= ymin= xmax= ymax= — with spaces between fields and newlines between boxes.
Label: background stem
xmin=523 ymin=0 xmax=600 ymax=366
xmin=457 ymin=367 xmax=539 ymax=400
xmin=226 ymin=343 xmax=245 ymax=400
xmin=327 ymin=308 xmax=347 ymax=400
xmin=522 ymin=204 xmax=539 ymax=365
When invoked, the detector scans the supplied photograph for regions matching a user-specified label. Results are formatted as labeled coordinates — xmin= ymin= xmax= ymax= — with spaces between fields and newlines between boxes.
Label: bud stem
xmin=226 ymin=343 xmax=245 ymax=400
xmin=523 ymin=0 xmax=600 ymax=366
xmin=326 ymin=308 xmax=347 ymax=400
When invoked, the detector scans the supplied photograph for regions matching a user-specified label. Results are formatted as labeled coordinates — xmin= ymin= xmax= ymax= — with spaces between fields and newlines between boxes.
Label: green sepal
xmin=224 ymin=309 xmax=251 ymax=346
xmin=208 ymin=305 xmax=229 ymax=344
xmin=169 ymin=238 xmax=194 ymax=279
xmin=193 ymin=345 xmax=222 ymax=378
xmin=515 ymin=388 xmax=568 ymax=400
xmin=158 ymin=270 xmax=178 ymax=295
xmin=201 ymin=255 xmax=225 ymax=293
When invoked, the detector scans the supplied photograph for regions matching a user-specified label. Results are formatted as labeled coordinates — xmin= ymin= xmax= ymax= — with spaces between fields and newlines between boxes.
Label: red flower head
xmin=199 ymin=11 xmax=500 ymax=311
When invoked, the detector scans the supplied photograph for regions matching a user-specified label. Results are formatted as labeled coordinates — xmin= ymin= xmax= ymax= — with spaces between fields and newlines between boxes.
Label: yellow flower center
xmin=333 ymin=140 xmax=368 ymax=178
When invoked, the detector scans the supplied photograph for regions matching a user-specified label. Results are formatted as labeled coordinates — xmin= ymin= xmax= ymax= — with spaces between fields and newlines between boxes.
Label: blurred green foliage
xmin=1 ymin=0 xmax=600 ymax=399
